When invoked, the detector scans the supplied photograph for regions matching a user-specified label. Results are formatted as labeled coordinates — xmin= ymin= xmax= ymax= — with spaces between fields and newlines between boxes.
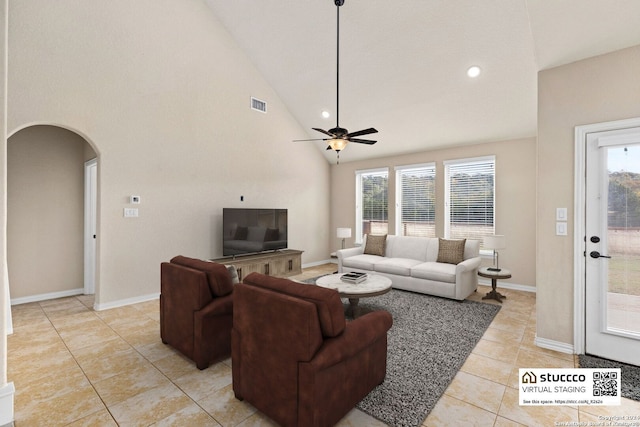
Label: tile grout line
xmin=82 ymin=296 xmax=212 ymax=426
xmin=79 ymin=295 xmax=232 ymax=426
xmin=39 ymin=297 xmax=120 ymax=425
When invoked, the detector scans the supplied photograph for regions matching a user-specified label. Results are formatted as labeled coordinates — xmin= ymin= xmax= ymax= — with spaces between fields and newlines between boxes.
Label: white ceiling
xmin=204 ymin=0 xmax=640 ymax=164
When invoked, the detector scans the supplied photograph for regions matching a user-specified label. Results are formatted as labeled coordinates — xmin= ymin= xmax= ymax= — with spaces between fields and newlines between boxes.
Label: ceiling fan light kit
xmin=293 ymin=0 xmax=378 ymax=164
xmin=328 ymin=138 xmax=348 ymax=151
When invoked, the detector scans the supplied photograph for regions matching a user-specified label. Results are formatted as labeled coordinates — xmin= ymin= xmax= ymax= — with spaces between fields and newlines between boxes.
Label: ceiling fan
xmin=294 ymin=0 xmax=378 ymax=164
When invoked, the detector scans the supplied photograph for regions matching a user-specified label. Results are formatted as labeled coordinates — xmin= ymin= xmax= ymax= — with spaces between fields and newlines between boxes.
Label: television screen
xmin=223 ymin=208 xmax=288 ymax=257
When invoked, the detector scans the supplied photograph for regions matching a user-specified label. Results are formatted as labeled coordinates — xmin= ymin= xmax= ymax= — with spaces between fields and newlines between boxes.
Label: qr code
xmin=593 ymin=371 xmax=618 ymax=397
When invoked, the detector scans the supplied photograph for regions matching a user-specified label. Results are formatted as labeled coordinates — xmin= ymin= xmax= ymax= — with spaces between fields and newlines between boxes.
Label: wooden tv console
xmin=212 ymin=249 xmax=303 ymax=281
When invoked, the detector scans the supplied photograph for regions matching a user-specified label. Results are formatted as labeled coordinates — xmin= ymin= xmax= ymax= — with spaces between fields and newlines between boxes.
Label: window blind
xmin=397 ymin=165 xmax=436 ymax=237
xmin=445 ymin=157 xmax=495 ymax=244
xmin=357 ymin=170 xmax=389 ymax=238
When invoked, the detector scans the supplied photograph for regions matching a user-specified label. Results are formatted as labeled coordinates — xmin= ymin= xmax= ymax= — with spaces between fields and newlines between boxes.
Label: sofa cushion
xmin=243 ymin=273 xmax=346 ymax=338
xmin=463 ymin=239 xmax=481 ymax=259
xmin=374 ymin=258 xmax=423 ymax=276
xmin=385 ymin=235 xmax=430 ymax=261
xmin=411 ymin=262 xmax=457 ymax=283
xmin=436 ymin=238 xmax=466 ymax=264
xmin=170 ymin=256 xmax=234 ymax=297
xmin=364 ymin=234 xmax=387 ymax=256
xmin=342 ymin=254 xmax=385 ymax=271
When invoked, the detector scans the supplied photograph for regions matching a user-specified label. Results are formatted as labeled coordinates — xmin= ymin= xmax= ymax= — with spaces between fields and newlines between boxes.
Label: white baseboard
xmin=10 ymin=288 xmax=84 ymax=306
xmin=478 ymin=278 xmax=536 ymax=293
xmin=0 ymin=382 xmax=15 ymax=426
xmin=93 ymin=293 xmax=159 ymax=311
xmin=10 ymin=287 xmax=158 ymax=312
xmin=302 ymin=259 xmax=336 ymax=268
xmin=534 ymin=336 xmax=574 ymax=355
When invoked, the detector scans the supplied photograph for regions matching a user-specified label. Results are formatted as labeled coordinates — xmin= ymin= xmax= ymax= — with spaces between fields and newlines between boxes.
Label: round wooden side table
xmin=478 ymin=267 xmax=511 ymax=303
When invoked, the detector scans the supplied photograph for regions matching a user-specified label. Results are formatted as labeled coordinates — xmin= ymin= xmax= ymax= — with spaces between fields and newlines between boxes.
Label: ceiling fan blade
xmin=349 ymin=138 xmax=377 ymax=145
xmin=293 ymin=138 xmax=328 ymax=142
xmin=346 ymin=127 xmax=378 ymax=138
xmin=312 ymin=128 xmax=336 ymax=137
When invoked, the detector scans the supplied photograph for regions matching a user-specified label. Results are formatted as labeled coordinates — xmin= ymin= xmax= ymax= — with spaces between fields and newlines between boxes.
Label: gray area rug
xmin=305 ymin=278 xmax=501 ymax=427
xmin=578 ymin=354 xmax=640 ymax=402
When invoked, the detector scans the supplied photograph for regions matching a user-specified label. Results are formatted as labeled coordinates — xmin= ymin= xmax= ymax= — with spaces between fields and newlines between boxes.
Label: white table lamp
xmin=337 ymin=227 xmax=352 ymax=249
xmin=484 ymin=235 xmax=506 ymax=271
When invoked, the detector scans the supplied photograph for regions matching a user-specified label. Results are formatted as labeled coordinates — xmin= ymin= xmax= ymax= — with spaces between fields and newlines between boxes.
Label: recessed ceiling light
xmin=321 ymin=110 xmax=331 ymax=119
xmin=467 ymin=66 xmax=481 ymax=78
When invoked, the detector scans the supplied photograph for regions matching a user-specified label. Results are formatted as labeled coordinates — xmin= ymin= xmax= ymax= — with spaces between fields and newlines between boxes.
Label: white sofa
xmin=337 ymin=235 xmax=481 ymax=300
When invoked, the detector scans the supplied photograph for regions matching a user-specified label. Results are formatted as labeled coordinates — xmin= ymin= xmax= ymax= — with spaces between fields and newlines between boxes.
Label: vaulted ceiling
xmin=204 ymin=0 xmax=640 ymax=164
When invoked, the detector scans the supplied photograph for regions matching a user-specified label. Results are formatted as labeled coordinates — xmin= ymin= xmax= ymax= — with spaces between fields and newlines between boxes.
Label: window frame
xmin=443 ymin=155 xmax=495 ymax=253
xmin=395 ymin=162 xmax=437 ymax=238
xmin=355 ymin=167 xmax=389 ymax=244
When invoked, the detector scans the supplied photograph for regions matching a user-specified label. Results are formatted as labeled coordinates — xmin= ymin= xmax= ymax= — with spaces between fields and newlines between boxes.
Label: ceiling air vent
xmin=251 ymin=97 xmax=267 ymax=113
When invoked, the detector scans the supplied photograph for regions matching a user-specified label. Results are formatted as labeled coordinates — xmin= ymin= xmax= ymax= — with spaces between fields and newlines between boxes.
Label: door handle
xmin=590 ymin=251 xmax=611 ymax=259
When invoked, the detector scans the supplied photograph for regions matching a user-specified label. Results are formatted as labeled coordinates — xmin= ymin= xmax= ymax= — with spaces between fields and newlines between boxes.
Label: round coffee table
xmin=315 ymin=273 xmax=392 ymax=318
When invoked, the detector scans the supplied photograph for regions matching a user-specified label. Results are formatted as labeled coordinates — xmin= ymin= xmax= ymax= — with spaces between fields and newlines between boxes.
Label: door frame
xmin=573 ymin=116 xmax=640 ymax=355
xmin=84 ymin=158 xmax=97 ymax=295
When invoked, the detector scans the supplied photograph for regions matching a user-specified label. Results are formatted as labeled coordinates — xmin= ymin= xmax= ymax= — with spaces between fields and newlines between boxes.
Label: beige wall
xmin=330 ymin=137 xmax=537 ymax=287
xmin=8 ymin=126 xmax=88 ymax=299
xmin=537 ymin=44 xmax=640 ymax=345
xmin=7 ymin=0 xmax=330 ymax=306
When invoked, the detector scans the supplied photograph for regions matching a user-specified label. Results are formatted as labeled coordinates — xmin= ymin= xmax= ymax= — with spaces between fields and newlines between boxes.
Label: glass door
xmin=585 ymin=128 xmax=640 ymax=366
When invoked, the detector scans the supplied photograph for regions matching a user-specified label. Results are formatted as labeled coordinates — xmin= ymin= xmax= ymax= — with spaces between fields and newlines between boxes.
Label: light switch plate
xmin=124 ymin=208 xmax=139 ymax=218
xmin=556 ymin=222 xmax=567 ymax=236
xmin=556 ymin=208 xmax=567 ymax=221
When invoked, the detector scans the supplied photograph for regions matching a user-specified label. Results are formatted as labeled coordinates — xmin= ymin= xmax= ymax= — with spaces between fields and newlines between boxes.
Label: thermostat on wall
xmin=130 ymin=195 xmax=141 ymax=204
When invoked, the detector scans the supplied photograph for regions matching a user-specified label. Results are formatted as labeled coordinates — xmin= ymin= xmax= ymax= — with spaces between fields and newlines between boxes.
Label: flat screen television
xmin=222 ymin=208 xmax=288 ymax=257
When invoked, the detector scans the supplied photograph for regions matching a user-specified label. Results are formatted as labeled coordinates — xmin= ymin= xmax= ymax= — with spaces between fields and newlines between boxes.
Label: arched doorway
xmin=7 ymin=125 xmax=98 ymax=303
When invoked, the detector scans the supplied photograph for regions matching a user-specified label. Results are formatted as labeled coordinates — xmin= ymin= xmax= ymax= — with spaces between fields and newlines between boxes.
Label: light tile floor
xmin=7 ymin=263 xmax=640 ymax=426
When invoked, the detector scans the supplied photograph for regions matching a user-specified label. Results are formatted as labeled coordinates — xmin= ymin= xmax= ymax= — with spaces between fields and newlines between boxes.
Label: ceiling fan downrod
xmin=335 ymin=0 xmax=343 ymax=129
xmin=291 ymin=0 xmax=378 ymax=162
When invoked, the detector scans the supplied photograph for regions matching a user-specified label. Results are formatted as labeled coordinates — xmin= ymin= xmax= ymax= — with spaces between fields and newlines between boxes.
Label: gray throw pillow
xmin=364 ymin=234 xmax=387 ymax=256
xmin=436 ymin=238 xmax=466 ymax=264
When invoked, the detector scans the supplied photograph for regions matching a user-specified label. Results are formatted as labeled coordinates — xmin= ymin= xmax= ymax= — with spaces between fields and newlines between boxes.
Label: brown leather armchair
xmin=232 ymin=273 xmax=393 ymax=427
xmin=160 ymin=256 xmax=234 ymax=370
